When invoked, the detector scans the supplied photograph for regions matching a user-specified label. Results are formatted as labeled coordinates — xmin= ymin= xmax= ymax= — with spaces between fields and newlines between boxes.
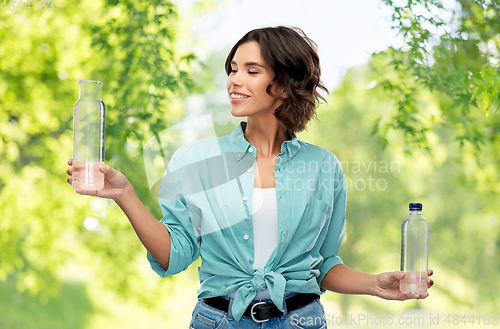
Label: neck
xmin=244 ymin=117 xmax=290 ymax=158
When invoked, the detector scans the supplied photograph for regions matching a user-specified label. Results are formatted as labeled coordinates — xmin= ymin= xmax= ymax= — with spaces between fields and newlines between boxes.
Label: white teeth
xmin=231 ymin=94 xmax=249 ymax=99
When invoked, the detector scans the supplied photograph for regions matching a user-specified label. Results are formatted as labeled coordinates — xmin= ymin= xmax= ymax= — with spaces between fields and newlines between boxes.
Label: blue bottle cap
xmin=409 ymin=203 xmax=423 ymax=211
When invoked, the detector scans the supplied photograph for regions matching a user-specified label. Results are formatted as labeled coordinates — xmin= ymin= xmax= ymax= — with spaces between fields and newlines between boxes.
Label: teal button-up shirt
xmin=147 ymin=121 xmax=347 ymax=321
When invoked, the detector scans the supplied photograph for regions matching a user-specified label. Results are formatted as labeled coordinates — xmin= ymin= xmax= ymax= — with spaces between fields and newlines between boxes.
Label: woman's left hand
xmin=373 ymin=269 xmax=434 ymax=300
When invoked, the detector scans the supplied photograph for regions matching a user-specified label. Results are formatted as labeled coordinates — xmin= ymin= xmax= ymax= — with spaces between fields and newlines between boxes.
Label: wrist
xmin=367 ymin=273 xmax=380 ymax=297
xmin=114 ymin=182 xmax=136 ymax=205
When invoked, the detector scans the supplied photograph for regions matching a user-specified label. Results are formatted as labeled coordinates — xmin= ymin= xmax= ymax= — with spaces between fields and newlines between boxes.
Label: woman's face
xmin=227 ymin=41 xmax=283 ymax=118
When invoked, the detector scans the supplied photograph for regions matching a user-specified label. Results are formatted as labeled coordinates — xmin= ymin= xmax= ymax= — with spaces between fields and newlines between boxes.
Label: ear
xmin=279 ymin=88 xmax=287 ymax=99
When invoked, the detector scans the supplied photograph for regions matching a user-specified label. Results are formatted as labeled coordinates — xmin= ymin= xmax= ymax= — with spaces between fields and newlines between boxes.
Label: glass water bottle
xmin=72 ymin=80 xmax=106 ymax=190
xmin=400 ymin=203 xmax=429 ymax=295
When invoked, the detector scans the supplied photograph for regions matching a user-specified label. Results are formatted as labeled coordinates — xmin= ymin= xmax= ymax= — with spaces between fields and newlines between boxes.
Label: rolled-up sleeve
xmin=147 ymin=154 xmax=200 ymax=278
xmin=316 ymin=168 xmax=347 ymax=289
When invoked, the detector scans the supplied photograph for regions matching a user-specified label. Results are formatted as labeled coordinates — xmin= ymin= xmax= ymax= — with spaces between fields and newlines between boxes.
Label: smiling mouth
xmin=230 ymin=94 xmax=250 ymax=99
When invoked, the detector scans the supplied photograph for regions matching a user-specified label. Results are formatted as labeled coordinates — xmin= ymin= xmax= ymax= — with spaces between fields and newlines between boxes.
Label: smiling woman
xmin=67 ymin=25 xmax=433 ymax=329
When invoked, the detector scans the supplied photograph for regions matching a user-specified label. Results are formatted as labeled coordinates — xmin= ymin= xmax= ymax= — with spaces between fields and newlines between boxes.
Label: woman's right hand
xmin=66 ymin=158 xmax=132 ymax=201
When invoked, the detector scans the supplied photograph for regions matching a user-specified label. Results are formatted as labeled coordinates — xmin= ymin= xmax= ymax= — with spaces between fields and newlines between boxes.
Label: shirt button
xmin=248 ymin=147 xmax=254 ymax=152
xmin=244 ymin=234 xmax=249 ymax=240
xmin=281 ymin=195 xmax=284 ymax=202
xmin=243 ymin=196 xmax=248 ymax=201
xmin=282 ymin=231 xmax=286 ymax=238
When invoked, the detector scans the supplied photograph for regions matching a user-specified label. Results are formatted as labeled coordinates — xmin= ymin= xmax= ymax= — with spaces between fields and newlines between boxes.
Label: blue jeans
xmin=188 ymin=294 xmax=327 ymax=329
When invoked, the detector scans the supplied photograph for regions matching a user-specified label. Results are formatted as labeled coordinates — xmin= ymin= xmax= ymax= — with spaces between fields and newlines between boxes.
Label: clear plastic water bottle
xmin=400 ymin=203 xmax=429 ymax=295
xmin=72 ymin=80 xmax=106 ymax=190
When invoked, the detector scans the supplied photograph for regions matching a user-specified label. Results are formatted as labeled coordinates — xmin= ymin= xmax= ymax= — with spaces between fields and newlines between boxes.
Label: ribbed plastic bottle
xmin=72 ymin=80 xmax=106 ymax=190
xmin=400 ymin=203 xmax=429 ymax=295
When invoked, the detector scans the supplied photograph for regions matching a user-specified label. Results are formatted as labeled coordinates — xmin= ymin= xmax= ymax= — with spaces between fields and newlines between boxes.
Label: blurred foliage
xmin=0 ymin=0 xmax=209 ymax=307
xmin=376 ymin=0 xmax=500 ymax=151
xmin=0 ymin=276 xmax=93 ymax=329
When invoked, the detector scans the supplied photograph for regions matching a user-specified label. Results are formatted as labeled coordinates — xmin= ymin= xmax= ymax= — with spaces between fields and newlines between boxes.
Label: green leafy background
xmin=0 ymin=0 xmax=498 ymax=328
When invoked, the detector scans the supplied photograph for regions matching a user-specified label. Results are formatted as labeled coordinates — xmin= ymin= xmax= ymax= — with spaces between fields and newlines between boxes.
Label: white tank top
xmin=251 ymin=187 xmax=279 ymax=270
xmin=226 ymin=187 xmax=291 ymax=300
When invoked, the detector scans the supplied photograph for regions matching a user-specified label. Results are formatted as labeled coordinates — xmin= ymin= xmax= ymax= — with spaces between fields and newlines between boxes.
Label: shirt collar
xmin=229 ymin=121 xmax=301 ymax=162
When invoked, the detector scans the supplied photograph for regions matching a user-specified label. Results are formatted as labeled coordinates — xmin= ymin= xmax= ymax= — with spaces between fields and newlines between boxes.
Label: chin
xmin=230 ymin=108 xmax=250 ymax=118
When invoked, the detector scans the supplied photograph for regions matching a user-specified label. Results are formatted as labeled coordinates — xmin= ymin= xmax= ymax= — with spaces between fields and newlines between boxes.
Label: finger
xmin=66 ymin=167 xmax=73 ymax=175
xmin=100 ymin=165 xmax=121 ymax=180
xmin=400 ymin=293 xmax=413 ymax=301
xmin=67 ymin=176 xmax=73 ymax=185
xmin=406 ymin=292 xmax=428 ymax=300
xmin=99 ymin=165 xmax=110 ymax=174
xmin=76 ymin=189 xmax=99 ymax=197
xmin=384 ymin=271 xmax=405 ymax=287
xmin=68 ymin=158 xmax=73 ymax=166
xmin=428 ymin=269 xmax=433 ymax=276
xmin=385 ymin=271 xmax=404 ymax=284
xmin=98 ymin=164 xmax=116 ymax=176
xmin=427 ymin=278 xmax=434 ymax=288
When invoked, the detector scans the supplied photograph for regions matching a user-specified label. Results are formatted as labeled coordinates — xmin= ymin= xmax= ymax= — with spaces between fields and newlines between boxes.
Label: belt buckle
xmin=250 ymin=301 xmax=270 ymax=323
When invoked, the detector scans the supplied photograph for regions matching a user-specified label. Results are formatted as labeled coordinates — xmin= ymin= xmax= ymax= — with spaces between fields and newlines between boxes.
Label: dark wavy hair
xmin=225 ymin=26 xmax=328 ymax=137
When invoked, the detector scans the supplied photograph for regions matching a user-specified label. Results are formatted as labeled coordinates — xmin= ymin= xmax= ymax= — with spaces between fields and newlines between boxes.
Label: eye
xmin=248 ymin=71 xmax=259 ymax=75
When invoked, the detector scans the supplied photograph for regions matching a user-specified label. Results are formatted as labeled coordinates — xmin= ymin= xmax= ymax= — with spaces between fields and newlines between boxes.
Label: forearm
xmin=320 ymin=264 xmax=377 ymax=296
xmin=115 ymin=184 xmax=171 ymax=270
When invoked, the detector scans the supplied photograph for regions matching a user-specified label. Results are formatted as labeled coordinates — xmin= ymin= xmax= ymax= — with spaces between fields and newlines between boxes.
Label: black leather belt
xmin=201 ymin=293 xmax=319 ymax=323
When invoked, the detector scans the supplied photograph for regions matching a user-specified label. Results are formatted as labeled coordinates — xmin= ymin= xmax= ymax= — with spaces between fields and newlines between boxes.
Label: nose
xmin=228 ymin=71 xmax=242 ymax=87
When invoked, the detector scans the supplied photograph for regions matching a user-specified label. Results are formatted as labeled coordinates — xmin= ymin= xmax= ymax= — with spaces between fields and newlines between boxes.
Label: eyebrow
xmin=230 ymin=60 xmax=265 ymax=68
